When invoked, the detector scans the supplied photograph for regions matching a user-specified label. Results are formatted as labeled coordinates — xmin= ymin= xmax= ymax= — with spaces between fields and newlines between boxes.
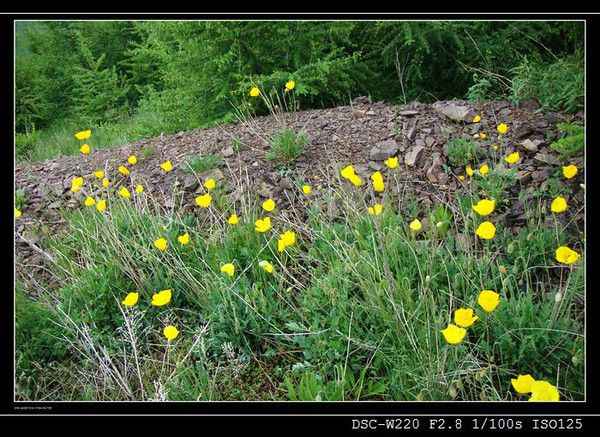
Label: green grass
xmin=184 ymin=154 xmax=223 ymax=175
xmin=265 ymin=128 xmax=308 ymax=166
xmin=15 ymin=160 xmax=584 ymax=401
xmin=445 ymin=137 xmax=483 ymax=168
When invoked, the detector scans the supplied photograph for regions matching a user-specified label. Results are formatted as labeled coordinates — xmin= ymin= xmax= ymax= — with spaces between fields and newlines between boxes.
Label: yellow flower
xmin=118 ymin=165 xmax=130 ymax=176
xmin=458 ymin=175 xmax=465 ymax=181
xmin=555 ymin=246 xmax=579 ymax=264
xmin=163 ymin=325 xmax=180 ymax=341
xmin=472 ymin=199 xmax=495 ymax=216
xmin=154 ymin=238 xmax=168 ymax=251
xmin=285 ymin=80 xmax=296 ymax=91
xmin=454 ymin=308 xmax=479 ymax=328
xmin=14 ymin=208 xmax=21 ymax=219
xmin=301 ymin=185 xmax=311 ymax=195
xmin=493 ymin=144 xmax=499 ymax=151
xmin=79 ymin=144 xmax=91 ymax=155
xmin=384 ymin=156 xmax=398 ymax=169
xmin=121 ymin=292 xmax=139 ymax=307
xmin=94 ymin=170 xmax=105 ymax=179
xmin=195 ymin=193 xmax=212 ymax=208
xmin=262 ymin=198 xmax=276 ymax=212
xmin=74 ymin=129 xmax=91 ymax=140
xmin=96 ymin=199 xmax=106 ymax=212
xmin=478 ymin=290 xmax=500 ymax=313
xmin=84 ymin=196 xmax=96 ymax=207
xmin=550 ymin=197 xmax=567 ymax=213
xmin=497 ymin=123 xmax=508 ymax=134
xmin=203 ymin=178 xmax=216 ymax=190
xmin=277 ymin=230 xmax=296 ymax=252
xmin=135 ymin=184 xmax=144 ymax=193
xmin=102 ymin=178 xmax=110 ymax=188
xmin=505 ymin=152 xmax=520 ymax=164
xmin=228 ymin=214 xmax=239 ymax=225
xmin=475 ymin=221 xmax=496 ymax=240
xmin=259 ymin=260 xmax=274 ymax=274
xmin=479 ymin=164 xmax=489 ymax=175
xmin=562 ymin=165 xmax=578 ymax=179
xmin=368 ymin=204 xmax=383 ymax=216
xmin=71 ymin=176 xmax=84 ymax=192
xmin=177 ymin=232 xmax=190 ymax=245
xmin=340 ymin=165 xmax=356 ymax=180
xmin=371 ymin=171 xmax=385 ymax=192
xmin=466 ymin=166 xmax=474 ymax=177
xmin=349 ymin=174 xmax=363 ymax=186
xmin=160 ymin=160 xmax=173 ymax=172
xmin=255 ymin=217 xmax=271 ymax=233
xmin=479 ymin=133 xmax=487 ymax=139
xmin=528 ymin=381 xmax=560 ymax=402
xmin=409 ymin=219 xmax=422 ymax=232
xmin=250 ymin=87 xmax=260 ymax=97
xmin=441 ymin=324 xmax=467 ymax=345
xmin=220 ymin=263 xmax=235 ymax=277
xmin=118 ymin=187 xmax=131 ymax=198
xmin=473 ymin=115 xmax=481 ymax=123
xmin=151 ymin=289 xmax=172 ymax=306
xmin=511 ymin=374 xmax=536 ymax=394
xmin=128 ymin=155 xmax=137 ymax=165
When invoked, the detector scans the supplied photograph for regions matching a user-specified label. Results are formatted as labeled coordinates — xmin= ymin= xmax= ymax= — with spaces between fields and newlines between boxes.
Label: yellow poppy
xmin=472 ymin=199 xmax=495 ymax=216
xmin=135 ymin=184 xmax=144 ymax=193
xmin=74 ymin=129 xmax=91 ymax=140
xmin=466 ymin=166 xmax=474 ymax=177
xmin=71 ymin=176 xmax=84 ymax=192
xmin=409 ymin=219 xmax=422 ymax=232
xmin=497 ymin=123 xmax=508 ymax=134
xmin=94 ymin=170 xmax=104 ymax=179
xmin=102 ymin=178 xmax=110 ymax=188
xmin=84 ymin=196 xmax=96 ymax=207
xmin=118 ymin=165 xmax=130 ymax=176
xmin=128 ymin=155 xmax=137 ymax=165
xmin=528 ymin=381 xmax=560 ymax=402
xmin=122 ymin=292 xmax=139 ymax=307
xmin=177 ymin=232 xmax=190 ymax=245
xmin=118 ymin=187 xmax=131 ymax=198
xmin=259 ymin=260 xmax=274 ymax=274
xmin=221 ymin=263 xmax=235 ymax=277
xmin=195 ymin=194 xmax=212 ymax=208
xmin=302 ymin=185 xmax=311 ymax=194
xmin=550 ymin=197 xmax=567 ymax=213
xmin=385 ymin=156 xmax=398 ymax=169
xmin=79 ymin=144 xmax=91 ymax=155
xmin=511 ymin=374 xmax=536 ymax=394
xmin=14 ymin=208 xmax=21 ymax=218
xmin=151 ymin=289 xmax=172 ymax=306
xmin=228 ymin=214 xmax=239 ymax=225
xmin=96 ymin=199 xmax=106 ymax=212
xmin=479 ymin=164 xmax=489 ymax=175
xmin=349 ymin=174 xmax=363 ymax=186
xmin=154 ymin=238 xmax=168 ymax=251
xmin=160 ymin=160 xmax=173 ymax=172
xmin=562 ymin=165 xmax=578 ymax=179
xmin=262 ymin=198 xmax=276 ymax=212
xmin=479 ymin=133 xmax=487 ymax=139
xmin=340 ymin=165 xmax=356 ymax=180
xmin=368 ymin=204 xmax=383 ymax=216
xmin=555 ymin=246 xmax=579 ymax=264
xmin=475 ymin=221 xmax=496 ymax=240
xmin=277 ymin=230 xmax=296 ymax=252
xmin=203 ymin=178 xmax=216 ymax=190
xmin=441 ymin=324 xmax=467 ymax=345
xmin=250 ymin=87 xmax=260 ymax=97
xmin=285 ymin=80 xmax=295 ymax=91
xmin=255 ymin=217 xmax=271 ymax=233
xmin=458 ymin=175 xmax=465 ymax=181
xmin=454 ymin=308 xmax=479 ymax=328
xmin=371 ymin=171 xmax=385 ymax=192
xmin=473 ymin=115 xmax=481 ymax=123
xmin=505 ymin=152 xmax=520 ymax=164
xmin=163 ymin=325 xmax=180 ymax=341
xmin=478 ymin=290 xmax=500 ymax=312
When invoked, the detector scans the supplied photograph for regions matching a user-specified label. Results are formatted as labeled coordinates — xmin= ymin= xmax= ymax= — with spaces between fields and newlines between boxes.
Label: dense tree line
xmin=16 ymin=21 xmax=583 ymax=135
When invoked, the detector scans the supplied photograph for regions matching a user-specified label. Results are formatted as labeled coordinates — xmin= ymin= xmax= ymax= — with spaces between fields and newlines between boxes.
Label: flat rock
xmin=221 ymin=146 xmax=235 ymax=158
xmin=369 ymin=139 xmax=399 ymax=160
xmin=519 ymin=138 xmax=544 ymax=154
xmin=439 ymin=104 xmax=476 ymax=122
xmin=405 ymin=145 xmax=424 ymax=167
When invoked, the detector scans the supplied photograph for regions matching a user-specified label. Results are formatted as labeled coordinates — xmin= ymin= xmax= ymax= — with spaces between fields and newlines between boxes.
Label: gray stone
xmin=369 ymin=139 xmax=399 ymax=161
xmin=221 ymin=146 xmax=235 ymax=158
xmin=405 ymin=145 xmax=425 ymax=167
xmin=519 ymin=139 xmax=544 ymax=154
xmin=439 ymin=104 xmax=476 ymax=122
xmin=533 ymin=153 xmax=559 ymax=166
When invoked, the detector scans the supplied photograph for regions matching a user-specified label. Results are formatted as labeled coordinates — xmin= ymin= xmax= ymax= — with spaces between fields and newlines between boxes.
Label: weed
xmin=265 ymin=129 xmax=308 ymax=166
xmin=184 ymin=154 xmax=223 ymax=174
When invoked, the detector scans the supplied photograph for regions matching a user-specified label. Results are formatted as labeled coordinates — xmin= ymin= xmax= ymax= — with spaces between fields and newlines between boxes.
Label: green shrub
xmin=445 ymin=137 xmax=482 ymax=167
xmin=550 ymin=122 xmax=584 ymax=158
xmin=184 ymin=154 xmax=223 ymax=174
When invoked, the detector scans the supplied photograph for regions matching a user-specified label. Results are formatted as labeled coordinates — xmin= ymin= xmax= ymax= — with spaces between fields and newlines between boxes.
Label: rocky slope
xmin=15 ymin=98 xmax=585 ymax=287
